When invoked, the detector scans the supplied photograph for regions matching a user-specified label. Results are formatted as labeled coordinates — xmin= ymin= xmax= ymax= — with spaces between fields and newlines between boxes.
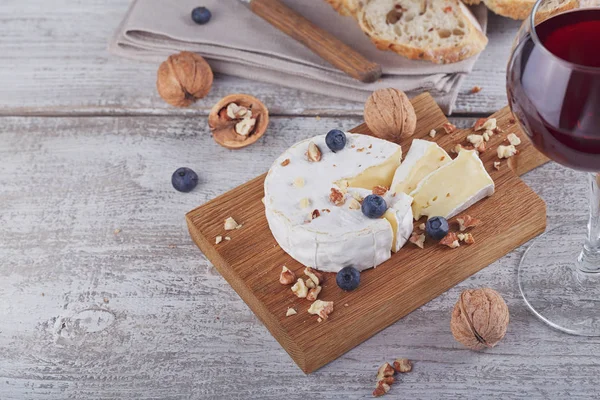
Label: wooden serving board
xmin=186 ymin=93 xmax=548 ymax=374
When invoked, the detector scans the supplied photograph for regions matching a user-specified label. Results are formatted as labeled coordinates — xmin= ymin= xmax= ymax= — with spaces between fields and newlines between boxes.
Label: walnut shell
xmin=208 ymin=94 xmax=269 ymax=149
xmin=364 ymin=88 xmax=417 ymax=142
xmin=450 ymin=288 xmax=509 ymax=351
xmin=157 ymin=51 xmax=213 ymax=107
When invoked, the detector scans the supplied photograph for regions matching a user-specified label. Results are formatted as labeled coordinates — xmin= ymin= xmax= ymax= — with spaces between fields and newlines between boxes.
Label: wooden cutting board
xmin=186 ymin=93 xmax=548 ymax=374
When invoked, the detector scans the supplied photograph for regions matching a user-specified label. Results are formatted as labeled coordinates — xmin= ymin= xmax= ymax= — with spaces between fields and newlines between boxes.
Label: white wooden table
xmin=1 ymin=1 xmax=597 ymax=399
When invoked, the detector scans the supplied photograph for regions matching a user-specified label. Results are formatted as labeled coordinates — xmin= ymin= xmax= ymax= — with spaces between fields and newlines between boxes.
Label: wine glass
xmin=507 ymin=0 xmax=600 ymax=335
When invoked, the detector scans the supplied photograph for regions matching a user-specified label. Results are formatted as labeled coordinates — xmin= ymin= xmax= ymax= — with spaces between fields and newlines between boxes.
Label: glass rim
xmin=529 ymin=0 xmax=600 ymax=73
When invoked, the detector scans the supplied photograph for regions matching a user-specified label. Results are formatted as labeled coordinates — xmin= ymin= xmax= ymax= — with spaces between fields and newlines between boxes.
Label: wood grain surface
xmin=185 ymin=94 xmax=546 ymax=373
xmin=2 ymin=0 xmax=600 ymax=398
xmin=1 ymin=114 xmax=596 ymax=400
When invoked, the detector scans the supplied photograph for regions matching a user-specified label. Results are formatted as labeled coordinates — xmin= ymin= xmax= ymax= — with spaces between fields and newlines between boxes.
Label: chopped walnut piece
xmin=474 ymin=118 xmax=497 ymax=131
xmin=215 ymin=236 xmax=223 ymax=244
xmin=348 ymin=198 xmax=362 ymax=210
xmin=310 ymin=209 xmax=321 ymax=220
xmin=378 ymin=376 xmax=395 ymax=386
xmin=470 ymin=85 xmax=482 ymax=94
xmin=306 ymin=285 xmax=322 ymax=301
xmin=440 ymin=232 xmax=460 ymax=248
xmin=304 ymin=267 xmax=324 ymax=286
xmin=224 ymin=236 xmax=231 ymax=241
xmin=330 ymin=188 xmax=346 ymax=206
xmin=494 ymin=161 xmax=501 ymax=170
xmin=308 ymin=300 xmax=334 ymax=319
xmin=442 ymin=122 xmax=457 ymax=134
xmin=280 ymin=158 xmax=290 ymax=167
xmin=291 ymin=278 xmax=308 ymax=298
xmin=224 ymin=216 xmax=240 ymax=230
xmin=429 ymin=129 xmax=437 ymax=138
xmin=305 ymin=278 xmax=316 ymax=289
xmin=418 ymin=223 xmax=426 ymax=231
xmin=458 ymin=233 xmax=475 ymax=244
xmin=507 ymin=133 xmax=522 ymax=146
xmin=372 ymin=185 xmax=388 ymax=196
xmin=409 ymin=232 xmax=425 ymax=249
xmin=279 ymin=266 xmax=296 ymax=285
xmin=286 ymin=308 xmax=297 ymax=317
xmin=482 ymin=130 xmax=492 ymax=142
xmin=498 ymin=144 xmax=518 ymax=159
xmin=443 ymin=5 xmax=452 ymax=12
xmin=307 ymin=141 xmax=322 ymax=162
xmin=373 ymin=382 xmax=391 ymax=397
xmin=393 ymin=358 xmax=413 ymax=373
xmin=376 ymin=362 xmax=395 ymax=380
xmin=456 ymin=215 xmax=481 ymax=231
xmin=467 ymin=134 xmax=484 ymax=146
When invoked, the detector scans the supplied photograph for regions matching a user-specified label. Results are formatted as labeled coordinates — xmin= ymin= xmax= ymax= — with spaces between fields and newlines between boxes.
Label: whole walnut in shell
xmin=157 ymin=51 xmax=213 ymax=107
xmin=450 ymin=288 xmax=509 ymax=351
xmin=364 ymin=88 xmax=417 ymax=142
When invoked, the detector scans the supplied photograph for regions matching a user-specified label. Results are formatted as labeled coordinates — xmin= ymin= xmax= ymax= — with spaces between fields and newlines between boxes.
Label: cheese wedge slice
xmin=410 ymin=149 xmax=494 ymax=220
xmin=391 ymin=139 xmax=451 ymax=196
xmin=383 ymin=193 xmax=414 ymax=252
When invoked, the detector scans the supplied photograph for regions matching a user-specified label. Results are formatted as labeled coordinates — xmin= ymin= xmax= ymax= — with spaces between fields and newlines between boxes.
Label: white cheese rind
xmin=264 ymin=133 xmax=403 ymax=273
xmin=386 ymin=193 xmax=414 ymax=252
xmin=409 ymin=149 xmax=495 ymax=220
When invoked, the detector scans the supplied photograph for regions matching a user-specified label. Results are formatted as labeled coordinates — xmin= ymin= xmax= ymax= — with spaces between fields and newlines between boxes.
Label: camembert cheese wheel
xmin=264 ymin=133 xmax=413 ymax=273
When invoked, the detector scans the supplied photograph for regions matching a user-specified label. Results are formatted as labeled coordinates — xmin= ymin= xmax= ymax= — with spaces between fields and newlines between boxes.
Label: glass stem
xmin=579 ymin=173 xmax=600 ymax=272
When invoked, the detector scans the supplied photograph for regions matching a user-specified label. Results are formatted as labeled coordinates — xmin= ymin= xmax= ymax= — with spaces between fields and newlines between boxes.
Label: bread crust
xmin=477 ymin=0 xmax=577 ymax=20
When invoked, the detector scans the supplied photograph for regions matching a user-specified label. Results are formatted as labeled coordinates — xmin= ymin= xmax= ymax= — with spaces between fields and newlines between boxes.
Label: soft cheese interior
xmin=410 ymin=149 xmax=495 ymax=220
xmin=391 ymin=139 xmax=451 ymax=195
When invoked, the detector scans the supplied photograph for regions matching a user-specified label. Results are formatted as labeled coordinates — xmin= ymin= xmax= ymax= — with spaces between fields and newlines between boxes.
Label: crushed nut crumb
xmin=457 ymin=215 xmax=481 ymax=231
xmin=470 ymin=86 xmax=482 ymax=94
xmin=507 ymin=133 xmax=521 ymax=146
xmin=224 ymin=217 xmax=240 ymax=230
xmin=440 ymin=232 xmax=460 ymax=248
xmin=330 ymin=188 xmax=346 ymax=206
xmin=429 ymin=129 xmax=437 ymax=138
xmin=372 ymin=185 xmax=388 ymax=196
xmin=215 ymin=236 xmax=223 ymax=244
xmin=280 ymin=266 xmax=296 ymax=285
xmin=286 ymin=308 xmax=297 ymax=317
xmin=393 ymin=358 xmax=412 ymax=373
xmin=281 ymin=158 xmax=290 ymax=167
xmin=409 ymin=232 xmax=426 ymax=249
xmin=497 ymin=144 xmax=518 ymax=159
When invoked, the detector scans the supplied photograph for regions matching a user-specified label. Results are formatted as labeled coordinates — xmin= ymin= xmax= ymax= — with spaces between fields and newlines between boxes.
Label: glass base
xmin=519 ymin=222 xmax=600 ymax=336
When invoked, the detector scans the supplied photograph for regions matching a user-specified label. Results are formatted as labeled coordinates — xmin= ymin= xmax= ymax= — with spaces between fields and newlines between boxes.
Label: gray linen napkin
xmin=109 ymin=0 xmax=488 ymax=114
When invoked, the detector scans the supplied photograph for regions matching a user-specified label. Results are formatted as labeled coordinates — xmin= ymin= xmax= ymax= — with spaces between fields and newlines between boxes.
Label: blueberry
xmin=336 ymin=266 xmax=361 ymax=291
xmin=425 ymin=216 xmax=449 ymax=240
xmin=325 ymin=129 xmax=347 ymax=152
xmin=191 ymin=7 xmax=212 ymax=25
xmin=361 ymin=194 xmax=387 ymax=219
xmin=172 ymin=167 xmax=199 ymax=192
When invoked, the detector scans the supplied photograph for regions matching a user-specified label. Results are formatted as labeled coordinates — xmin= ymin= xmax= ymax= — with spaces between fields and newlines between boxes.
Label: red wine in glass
xmin=507 ymin=9 xmax=600 ymax=172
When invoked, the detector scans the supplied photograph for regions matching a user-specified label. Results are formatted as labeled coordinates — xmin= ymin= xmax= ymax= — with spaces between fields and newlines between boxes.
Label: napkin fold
xmin=109 ymin=0 xmax=488 ymax=114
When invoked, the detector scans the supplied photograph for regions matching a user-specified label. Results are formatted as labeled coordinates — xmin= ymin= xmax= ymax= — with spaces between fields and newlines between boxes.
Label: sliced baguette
xmin=477 ymin=0 xmax=577 ymax=21
xmin=326 ymin=0 xmax=488 ymax=64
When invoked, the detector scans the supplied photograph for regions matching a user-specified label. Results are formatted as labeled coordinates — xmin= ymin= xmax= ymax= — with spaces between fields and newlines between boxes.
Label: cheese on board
xmin=264 ymin=133 xmax=411 ymax=273
xmin=410 ymin=149 xmax=494 ymax=220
